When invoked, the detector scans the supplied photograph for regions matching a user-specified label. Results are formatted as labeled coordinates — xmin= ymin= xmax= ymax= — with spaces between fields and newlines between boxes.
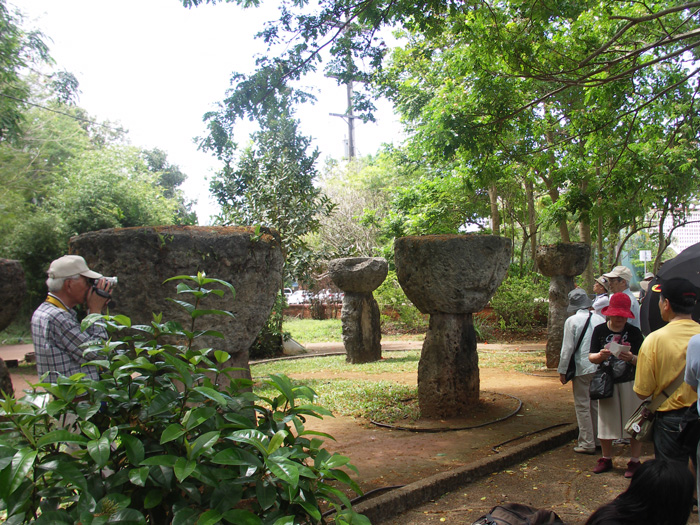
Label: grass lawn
xmin=283 ymin=318 xmax=424 ymax=344
xmin=252 ymin=347 xmax=546 ymax=424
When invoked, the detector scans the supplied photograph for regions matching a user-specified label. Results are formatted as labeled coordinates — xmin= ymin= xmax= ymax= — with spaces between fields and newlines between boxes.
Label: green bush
xmin=489 ymin=272 xmax=549 ymax=330
xmin=374 ymin=270 xmax=428 ymax=333
xmin=0 ymin=273 xmax=368 ymax=524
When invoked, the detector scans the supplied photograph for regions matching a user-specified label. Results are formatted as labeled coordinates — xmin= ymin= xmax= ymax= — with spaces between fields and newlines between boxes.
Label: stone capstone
xmin=69 ymin=226 xmax=284 ymax=378
xmin=327 ymin=257 xmax=388 ymax=293
xmin=394 ymin=235 xmax=512 ymax=314
xmin=341 ymin=293 xmax=382 ymax=364
xmin=535 ymin=243 xmax=589 ymax=277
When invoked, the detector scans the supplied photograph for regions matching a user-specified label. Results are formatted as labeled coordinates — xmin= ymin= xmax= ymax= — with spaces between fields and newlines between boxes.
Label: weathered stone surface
xmin=536 ymin=243 xmax=591 ymax=368
xmin=0 ymin=259 xmax=24 ymax=396
xmin=341 ymin=293 xmax=382 ymax=364
xmin=535 ymin=243 xmax=589 ymax=277
xmin=328 ymin=257 xmax=388 ymax=293
xmin=418 ymin=313 xmax=479 ymax=417
xmin=394 ymin=235 xmax=510 ymax=418
xmin=546 ymin=275 xmax=575 ymax=368
xmin=394 ymin=235 xmax=512 ymax=314
xmin=0 ymin=259 xmax=26 ymax=332
xmin=69 ymin=226 xmax=284 ymax=377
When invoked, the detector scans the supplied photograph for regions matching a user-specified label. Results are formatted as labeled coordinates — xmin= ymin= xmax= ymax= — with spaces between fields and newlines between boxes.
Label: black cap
xmin=651 ymin=277 xmax=698 ymax=307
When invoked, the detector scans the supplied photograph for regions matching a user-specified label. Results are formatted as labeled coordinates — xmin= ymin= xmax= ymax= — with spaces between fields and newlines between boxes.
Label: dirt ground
xmin=7 ymin=341 xmax=699 ymax=524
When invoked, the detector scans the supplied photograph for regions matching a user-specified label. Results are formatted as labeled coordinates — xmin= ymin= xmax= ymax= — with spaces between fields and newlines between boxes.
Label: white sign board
xmin=639 ymin=250 xmax=652 ymax=262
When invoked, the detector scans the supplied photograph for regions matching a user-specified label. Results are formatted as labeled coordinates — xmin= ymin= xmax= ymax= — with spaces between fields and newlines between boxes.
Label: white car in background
xmin=287 ymin=290 xmax=314 ymax=305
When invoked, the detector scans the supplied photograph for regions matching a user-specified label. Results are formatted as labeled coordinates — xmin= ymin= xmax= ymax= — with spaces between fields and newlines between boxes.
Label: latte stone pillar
xmin=328 ymin=257 xmax=388 ymax=364
xmin=70 ymin=225 xmax=284 ymax=382
xmin=0 ymin=259 xmax=25 ymax=396
xmin=535 ymin=243 xmax=590 ymax=369
xmin=395 ymin=235 xmax=511 ymax=418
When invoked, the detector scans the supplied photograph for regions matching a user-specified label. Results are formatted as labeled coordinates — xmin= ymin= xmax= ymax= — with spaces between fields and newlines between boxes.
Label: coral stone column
xmin=328 ymin=257 xmax=388 ymax=364
xmin=395 ymin=235 xmax=511 ymax=418
xmin=536 ymin=243 xmax=590 ymax=369
xmin=0 ymin=259 xmax=25 ymax=396
xmin=70 ymin=226 xmax=284 ymax=380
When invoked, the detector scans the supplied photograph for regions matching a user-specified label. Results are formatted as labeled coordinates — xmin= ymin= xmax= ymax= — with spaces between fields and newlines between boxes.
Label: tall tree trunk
xmin=526 ymin=179 xmax=538 ymax=272
xmin=579 ymin=180 xmax=593 ymax=292
xmin=488 ymin=185 xmax=500 ymax=236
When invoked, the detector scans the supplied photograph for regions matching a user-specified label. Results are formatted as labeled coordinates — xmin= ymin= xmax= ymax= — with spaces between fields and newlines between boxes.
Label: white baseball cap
xmin=48 ymin=255 xmax=102 ymax=280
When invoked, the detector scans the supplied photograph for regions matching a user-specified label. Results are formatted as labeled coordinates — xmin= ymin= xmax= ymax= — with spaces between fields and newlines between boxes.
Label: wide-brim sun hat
xmin=601 ymin=292 xmax=635 ymax=318
xmin=567 ymin=288 xmax=592 ymax=312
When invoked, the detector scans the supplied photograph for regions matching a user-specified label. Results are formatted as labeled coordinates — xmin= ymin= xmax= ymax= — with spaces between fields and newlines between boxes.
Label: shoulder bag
xmin=624 ymin=368 xmax=685 ymax=442
xmin=589 ymin=361 xmax=614 ymax=400
xmin=564 ymin=312 xmax=592 ymax=384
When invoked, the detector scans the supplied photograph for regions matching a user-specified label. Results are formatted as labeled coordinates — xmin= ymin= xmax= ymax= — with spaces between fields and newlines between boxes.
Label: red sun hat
xmin=601 ymin=292 xmax=635 ymax=318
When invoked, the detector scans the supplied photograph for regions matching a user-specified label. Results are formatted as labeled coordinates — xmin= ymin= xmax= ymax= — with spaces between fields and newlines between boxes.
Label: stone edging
xmin=353 ymin=423 xmax=578 ymax=523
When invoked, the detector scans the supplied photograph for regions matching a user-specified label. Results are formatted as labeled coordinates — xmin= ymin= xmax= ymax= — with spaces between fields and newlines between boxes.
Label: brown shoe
xmin=593 ymin=457 xmax=613 ymax=474
xmin=624 ymin=460 xmax=641 ymax=478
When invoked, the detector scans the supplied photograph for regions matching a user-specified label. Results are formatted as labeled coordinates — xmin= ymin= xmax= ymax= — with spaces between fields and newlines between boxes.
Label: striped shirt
xmin=31 ymin=294 xmax=107 ymax=382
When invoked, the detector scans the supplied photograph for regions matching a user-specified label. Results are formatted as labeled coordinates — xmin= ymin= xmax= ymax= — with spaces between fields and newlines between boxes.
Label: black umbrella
xmin=640 ymin=242 xmax=700 ymax=335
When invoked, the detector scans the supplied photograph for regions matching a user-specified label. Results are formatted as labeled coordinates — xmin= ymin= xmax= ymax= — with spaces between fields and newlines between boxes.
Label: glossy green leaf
xmin=256 ymin=479 xmax=277 ymax=510
xmin=222 ymin=509 xmax=262 ymax=525
xmin=160 ymin=424 xmax=187 ymax=444
xmin=129 ymin=466 xmax=150 ymax=487
xmin=267 ymin=456 xmax=299 ymax=486
xmin=193 ymin=386 xmax=227 ymax=405
xmin=121 ymin=433 xmax=145 ymax=465
xmin=87 ymin=435 xmax=111 ymax=468
xmin=190 ymin=431 xmax=220 ymax=459
xmin=5 ymin=448 xmax=36 ymax=496
xmin=196 ymin=509 xmax=223 ymax=525
xmin=37 ymin=429 xmax=88 ymax=448
xmin=174 ymin=457 xmax=197 ymax=482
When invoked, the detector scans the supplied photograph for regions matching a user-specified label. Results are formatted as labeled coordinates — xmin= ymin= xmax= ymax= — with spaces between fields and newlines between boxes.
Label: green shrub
xmin=0 ymin=273 xmax=368 ymax=524
xmin=490 ymin=272 xmax=549 ymax=330
xmin=374 ymin=270 xmax=427 ymax=333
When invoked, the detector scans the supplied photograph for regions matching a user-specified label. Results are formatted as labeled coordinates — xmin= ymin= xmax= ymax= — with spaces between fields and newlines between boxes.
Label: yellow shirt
xmin=634 ymin=319 xmax=700 ymax=411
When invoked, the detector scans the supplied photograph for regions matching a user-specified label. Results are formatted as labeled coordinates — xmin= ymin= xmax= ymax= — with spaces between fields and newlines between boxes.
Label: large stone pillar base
xmin=341 ymin=292 xmax=381 ymax=364
xmin=546 ymin=275 xmax=575 ymax=368
xmin=418 ymin=313 xmax=479 ymax=419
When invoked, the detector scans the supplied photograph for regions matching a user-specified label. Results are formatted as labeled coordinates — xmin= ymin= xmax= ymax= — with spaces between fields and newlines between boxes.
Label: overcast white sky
xmin=14 ymin=0 xmax=403 ymax=223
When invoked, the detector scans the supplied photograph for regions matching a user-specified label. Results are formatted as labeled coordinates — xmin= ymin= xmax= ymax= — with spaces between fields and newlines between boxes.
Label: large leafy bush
xmin=0 ymin=273 xmax=367 ymax=524
xmin=490 ymin=272 xmax=549 ymax=330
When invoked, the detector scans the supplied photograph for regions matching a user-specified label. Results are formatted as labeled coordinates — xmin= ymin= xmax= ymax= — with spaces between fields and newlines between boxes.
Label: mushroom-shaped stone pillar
xmin=0 ymin=259 xmax=25 ymax=396
xmin=395 ymin=235 xmax=511 ymax=418
xmin=328 ymin=257 xmax=388 ymax=364
xmin=535 ymin=243 xmax=590 ymax=369
xmin=70 ymin=226 xmax=284 ymax=381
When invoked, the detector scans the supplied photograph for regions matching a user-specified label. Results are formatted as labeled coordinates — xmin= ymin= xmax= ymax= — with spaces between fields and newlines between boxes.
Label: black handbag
xmin=564 ymin=312 xmax=592 ymax=384
xmin=589 ymin=361 xmax=614 ymax=400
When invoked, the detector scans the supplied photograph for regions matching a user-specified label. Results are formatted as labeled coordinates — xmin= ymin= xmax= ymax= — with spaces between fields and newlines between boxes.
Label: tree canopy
xmin=184 ymin=0 xmax=700 ymax=282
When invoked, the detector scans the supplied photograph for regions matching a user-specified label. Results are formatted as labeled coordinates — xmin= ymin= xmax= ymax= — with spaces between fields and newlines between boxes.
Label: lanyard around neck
xmin=45 ymin=295 xmax=68 ymax=311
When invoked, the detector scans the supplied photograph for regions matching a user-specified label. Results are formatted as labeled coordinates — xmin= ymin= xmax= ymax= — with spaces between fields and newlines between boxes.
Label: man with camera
xmin=31 ymin=255 xmax=113 ymax=382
